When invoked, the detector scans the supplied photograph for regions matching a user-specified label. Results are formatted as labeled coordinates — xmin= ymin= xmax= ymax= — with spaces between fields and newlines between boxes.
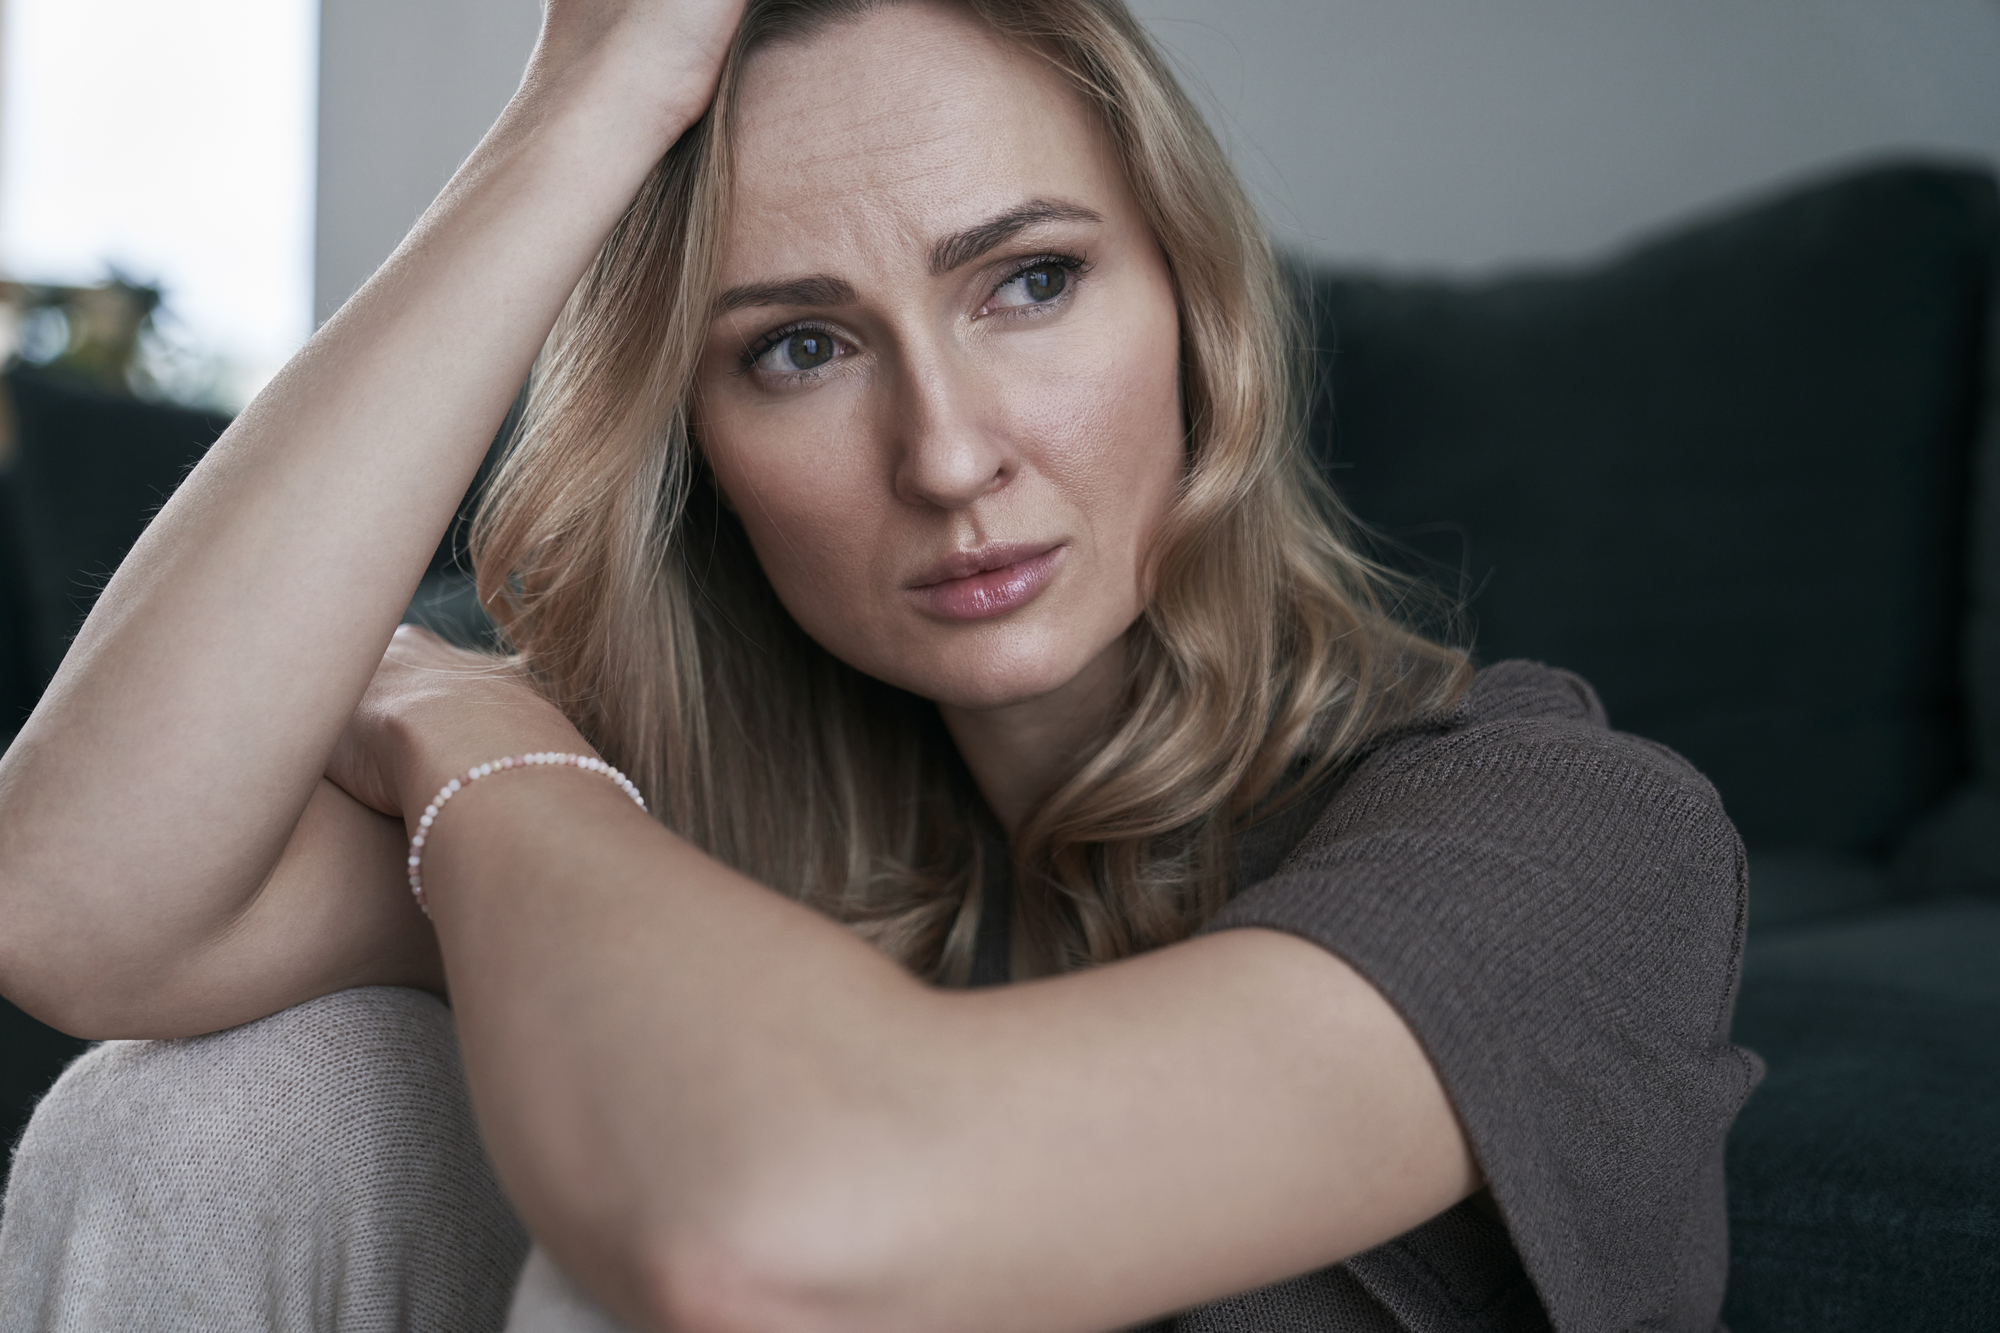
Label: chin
xmin=921 ymin=673 xmax=1072 ymax=714
xmin=885 ymin=631 xmax=1118 ymax=715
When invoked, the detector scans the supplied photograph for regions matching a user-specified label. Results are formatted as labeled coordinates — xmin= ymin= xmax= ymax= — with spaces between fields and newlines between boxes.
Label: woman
xmin=0 ymin=0 xmax=1758 ymax=1329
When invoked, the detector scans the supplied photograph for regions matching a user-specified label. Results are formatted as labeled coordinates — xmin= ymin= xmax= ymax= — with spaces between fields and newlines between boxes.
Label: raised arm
xmin=0 ymin=1 xmax=746 ymax=1038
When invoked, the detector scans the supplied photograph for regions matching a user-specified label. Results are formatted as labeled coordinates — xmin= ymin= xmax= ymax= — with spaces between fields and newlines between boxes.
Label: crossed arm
xmin=425 ymin=735 xmax=1476 ymax=1332
xmin=0 ymin=5 xmax=1476 ymax=1329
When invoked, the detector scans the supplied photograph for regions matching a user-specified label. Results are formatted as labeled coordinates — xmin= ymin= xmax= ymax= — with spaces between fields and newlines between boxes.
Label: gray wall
xmin=314 ymin=0 xmax=539 ymax=325
xmin=314 ymin=0 xmax=2000 ymax=320
xmin=1131 ymin=0 xmax=2000 ymax=271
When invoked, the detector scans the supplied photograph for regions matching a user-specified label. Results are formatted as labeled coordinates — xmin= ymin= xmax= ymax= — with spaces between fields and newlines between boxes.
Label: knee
xmin=16 ymin=986 xmax=468 ymax=1184
xmin=1 ymin=987 xmax=529 ymax=1328
xmin=7 ymin=985 xmax=524 ymax=1255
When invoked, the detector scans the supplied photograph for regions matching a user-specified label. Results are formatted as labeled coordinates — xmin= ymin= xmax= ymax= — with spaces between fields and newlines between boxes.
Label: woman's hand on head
xmin=525 ymin=0 xmax=749 ymax=141
xmin=327 ymin=625 xmax=585 ymax=826
xmin=0 ymin=0 xmax=725 ymax=1046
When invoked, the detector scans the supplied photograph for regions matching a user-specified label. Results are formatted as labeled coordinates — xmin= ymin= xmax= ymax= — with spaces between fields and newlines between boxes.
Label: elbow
xmin=636 ymin=1232 xmax=824 ymax=1333
xmin=0 ymin=944 xmax=128 ymax=1040
xmin=0 ymin=896 xmax=183 ymax=1040
xmin=522 ymin=1228 xmax=849 ymax=1333
xmin=635 ymin=1228 xmax=898 ymax=1333
xmin=592 ymin=1163 xmax=944 ymax=1333
xmin=0 ymin=909 xmax=92 ymax=1039
xmin=0 ymin=976 xmax=107 ymax=1042
xmin=0 ymin=865 xmax=117 ymax=1038
xmin=536 ymin=1004 xmax=959 ymax=1332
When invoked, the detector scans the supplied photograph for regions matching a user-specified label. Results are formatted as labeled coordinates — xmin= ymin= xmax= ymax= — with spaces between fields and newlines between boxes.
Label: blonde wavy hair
xmin=472 ymin=0 xmax=1469 ymax=982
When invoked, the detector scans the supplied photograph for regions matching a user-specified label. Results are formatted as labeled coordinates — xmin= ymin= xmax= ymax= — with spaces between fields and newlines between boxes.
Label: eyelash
xmin=736 ymin=251 xmax=1093 ymax=378
xmin=738 ymin=320 xmax=839 ymax=378
xmin=983 ymin=251 xmax=1092 ymax=315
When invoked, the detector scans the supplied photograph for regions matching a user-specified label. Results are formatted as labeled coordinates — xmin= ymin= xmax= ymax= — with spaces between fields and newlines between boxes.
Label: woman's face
xmin=695 ymin=1 xmax=1184 ymax=715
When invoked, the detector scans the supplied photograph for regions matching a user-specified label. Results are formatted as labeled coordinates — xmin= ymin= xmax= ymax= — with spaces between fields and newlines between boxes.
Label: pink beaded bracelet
xmin=406 ymin=752 xmax=647 ymax=916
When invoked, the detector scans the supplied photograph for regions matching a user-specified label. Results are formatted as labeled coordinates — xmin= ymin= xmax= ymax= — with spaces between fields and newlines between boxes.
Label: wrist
xmin=513 ymin=31 xmax=725 ymax=168
xmin=390 ymin=691 xmax=589 ymax=833
xmin=405 ymin=748 xmax=647 ymax=918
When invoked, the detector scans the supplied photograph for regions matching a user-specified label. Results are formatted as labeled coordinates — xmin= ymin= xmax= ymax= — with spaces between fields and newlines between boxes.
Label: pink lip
xmin=907 ymin=543 xmax=1065 ymax=621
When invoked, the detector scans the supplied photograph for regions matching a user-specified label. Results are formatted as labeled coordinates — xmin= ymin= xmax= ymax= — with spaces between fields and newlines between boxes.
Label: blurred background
xmin=1142 ymin=0 xmax=2000 ymax=267
xmin=6 ymin=0 xmax=2000 ymax=1160
xmin=4 ymin=5 xmax=2000 ymax=1318
xmin=4 ymin=0 xmax=1997 ymax=404
xmin=1 ymin=0 xmax=316 ymax=409
xmin=313 ymin=0 xmax=2000 ymax=309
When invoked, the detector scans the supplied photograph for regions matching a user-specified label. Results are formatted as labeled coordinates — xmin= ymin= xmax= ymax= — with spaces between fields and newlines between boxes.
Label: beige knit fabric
xmin=0 ymin=986 xmax=531 ymax=1332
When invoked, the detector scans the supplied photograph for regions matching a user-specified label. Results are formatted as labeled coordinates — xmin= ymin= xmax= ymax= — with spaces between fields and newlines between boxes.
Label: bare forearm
xmin=54 ymin=780 xmax=447 ymax=1039
xmin=0 ymin=60 xmax=701 ymax=1004
xmin=422 ymin=762 xmax=928 ymax=1330
xmin=427 ymin=765 xmax=1474 ymax=1333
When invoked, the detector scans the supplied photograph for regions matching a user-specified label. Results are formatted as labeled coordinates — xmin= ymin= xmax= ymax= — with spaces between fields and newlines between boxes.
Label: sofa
xmin=1292 ymin=159 xmax=2000 ymax=1330
xmin=1 ymin=159 xmax=1994 ymax=1328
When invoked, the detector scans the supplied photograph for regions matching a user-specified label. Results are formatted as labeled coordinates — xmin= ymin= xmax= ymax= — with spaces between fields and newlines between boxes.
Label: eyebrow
xmin=927 ymin=198 xmax=1104 ymax=275
xmin=714 ymin=274 xmax=859 ymax=314
xmin=711 ymin=198 xmax=1105 ymax=314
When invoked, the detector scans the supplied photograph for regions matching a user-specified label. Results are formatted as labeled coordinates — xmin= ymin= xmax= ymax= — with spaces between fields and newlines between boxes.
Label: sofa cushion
xmin=0 ymin=367 xmax=230 ymax=686
xmin=1303 ymin=162 xmax=2000 ymax=857
xmin=1922 ymin=240 xmax=2000 ymax=899
xmin=1969 ymin=257 xmax=2000 ymax=787
xmin=1891 ymin=782 xmax=2000 ymax=900
xmin=0 ymin=472 xmax=39 ymax=736
xmin=1746 ymin=850 xmax=1894 ymax=932
xmin=1725 ymin=901 xmax=2000 ymax=1331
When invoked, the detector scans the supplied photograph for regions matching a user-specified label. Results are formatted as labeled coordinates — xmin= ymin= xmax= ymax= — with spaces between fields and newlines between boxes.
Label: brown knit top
xmin=976 ymin=659 xmax=1762 ymax=1331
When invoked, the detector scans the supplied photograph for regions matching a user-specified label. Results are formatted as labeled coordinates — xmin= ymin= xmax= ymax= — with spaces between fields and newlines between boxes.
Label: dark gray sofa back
xmin=1298 ymin=161 xmax=1999 ymax=864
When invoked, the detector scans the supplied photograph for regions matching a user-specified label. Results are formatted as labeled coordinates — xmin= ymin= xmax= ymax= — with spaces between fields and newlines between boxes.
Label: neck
xmin=938 ymin=637 xmax=1130 ymax=838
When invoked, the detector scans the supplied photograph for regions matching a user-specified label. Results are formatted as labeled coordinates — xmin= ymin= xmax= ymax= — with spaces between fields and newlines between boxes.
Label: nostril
xmin=895 ymin=435 xmax=1014 ymax=510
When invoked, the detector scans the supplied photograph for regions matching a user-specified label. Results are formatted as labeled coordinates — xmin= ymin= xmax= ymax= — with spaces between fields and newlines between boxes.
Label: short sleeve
xmin=1202 ymin=661 xmax=1762 ymax=1332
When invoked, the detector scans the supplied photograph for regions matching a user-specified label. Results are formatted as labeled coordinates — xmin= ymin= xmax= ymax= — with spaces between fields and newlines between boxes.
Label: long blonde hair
xmin=472 ymin=0 xmax=1468 ymax=981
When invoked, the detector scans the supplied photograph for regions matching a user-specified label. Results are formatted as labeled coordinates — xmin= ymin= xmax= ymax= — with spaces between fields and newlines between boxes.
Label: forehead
xmin=725 ymin=4 xmax=1123 ymax=276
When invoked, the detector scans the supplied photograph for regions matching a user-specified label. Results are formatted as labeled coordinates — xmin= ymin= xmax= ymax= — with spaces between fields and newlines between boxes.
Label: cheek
xmin=1017 ymin=293 xmax=1185 ymax=547
xmin=697 ymin=400 xmax=885 ymax=614
xmin=711 ymin=457 xmax=929 ymax=696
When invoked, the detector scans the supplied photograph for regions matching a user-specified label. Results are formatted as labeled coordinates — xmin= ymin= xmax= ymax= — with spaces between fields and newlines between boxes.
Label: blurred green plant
xmin=2 ymin=274 xmax=241 ymax=414
xmin=2 ymin=275 xmax=163 ymax=393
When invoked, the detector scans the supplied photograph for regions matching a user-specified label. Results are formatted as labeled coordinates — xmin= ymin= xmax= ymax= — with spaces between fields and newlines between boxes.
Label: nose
xmin=889 ymin=348 xmax=1015 ymax=511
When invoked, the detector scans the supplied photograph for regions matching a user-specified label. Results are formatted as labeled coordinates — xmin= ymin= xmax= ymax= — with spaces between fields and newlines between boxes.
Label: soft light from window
xmin=0 ymin=0 xmax=317 ymax=410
